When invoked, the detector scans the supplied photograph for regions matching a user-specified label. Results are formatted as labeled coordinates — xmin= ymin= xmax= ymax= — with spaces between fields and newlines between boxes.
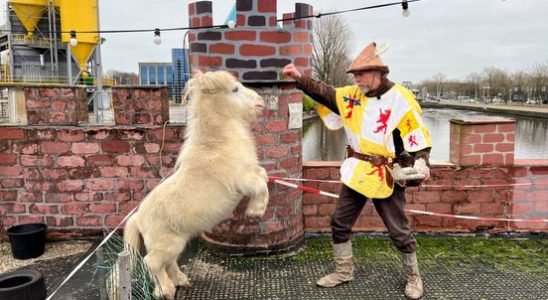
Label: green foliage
xmin=303 ymin=95 xmax=317 ymax=112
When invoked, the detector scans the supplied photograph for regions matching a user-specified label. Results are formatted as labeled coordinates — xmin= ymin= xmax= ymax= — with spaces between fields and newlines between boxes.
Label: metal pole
xmin=67 ymin=43 xmax=72 ymax=85
xmin=94 ymin=45 xmax=104 ymax=123
xmin=94 ymin=0 xmax=106 ymax=123
xmin=51 ymin=1 xmax=59 ymax=77
xmin=47 ymin=1 xmax=54 ymax=74
xmin=7 ymin=3 xmax=14 ymax=82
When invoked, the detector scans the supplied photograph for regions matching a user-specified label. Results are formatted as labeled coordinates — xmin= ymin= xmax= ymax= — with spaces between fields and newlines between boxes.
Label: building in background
xmin=0 ymin=0 xmax=109 ymax=124
xmin=171 ymin=48 xmax=190 ymax=103
xmin=402 ymin=80 xmax=421 ymax=100
xmin=139 ymin=62 xmax=173 ymax=98
xmin=138 ymin=48 xmax=189 ymax=103
xmin=0 ymin=0 xmax=100 ymax=84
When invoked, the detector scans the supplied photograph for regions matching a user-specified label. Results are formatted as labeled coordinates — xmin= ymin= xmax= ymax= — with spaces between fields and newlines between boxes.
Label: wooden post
xmin=96 ymin=248 xmax=107 ymax=300
xmin=117 ymin=250 xmax=132 ymax=300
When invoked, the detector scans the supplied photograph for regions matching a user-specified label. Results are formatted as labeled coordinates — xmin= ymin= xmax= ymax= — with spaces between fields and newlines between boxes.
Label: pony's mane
xmin=182 ymin=71 xmax=236 ymax=105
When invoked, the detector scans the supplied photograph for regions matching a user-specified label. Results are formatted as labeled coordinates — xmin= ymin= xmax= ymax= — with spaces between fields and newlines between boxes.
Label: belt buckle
xmin=370 ymin=156 xmax=383 ymax=166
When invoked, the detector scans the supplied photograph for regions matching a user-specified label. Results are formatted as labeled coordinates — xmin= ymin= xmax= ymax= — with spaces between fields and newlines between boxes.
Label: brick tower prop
xmin=187 ymin=0 xmax=314 ymax=254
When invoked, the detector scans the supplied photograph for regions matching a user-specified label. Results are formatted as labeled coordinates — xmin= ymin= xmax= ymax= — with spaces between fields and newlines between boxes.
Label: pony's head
xmin=184 ymin=71 xmax=265 ymax=122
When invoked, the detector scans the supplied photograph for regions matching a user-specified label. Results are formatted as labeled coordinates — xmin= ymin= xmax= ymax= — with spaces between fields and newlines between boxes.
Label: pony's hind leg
xmin=166 ymin=236 xmax=192 ymax=288
xmin=143 ymin=251 xmax=176 ymax=300
xmin=143 ymin=233 xmax=185 ymax=300
xmin=167 ymin=261 xmax=191 ymax=288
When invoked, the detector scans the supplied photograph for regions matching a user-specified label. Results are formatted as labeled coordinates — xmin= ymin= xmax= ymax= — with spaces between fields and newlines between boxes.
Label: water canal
xmin=303 ymin=108 xmax=548 ymax=161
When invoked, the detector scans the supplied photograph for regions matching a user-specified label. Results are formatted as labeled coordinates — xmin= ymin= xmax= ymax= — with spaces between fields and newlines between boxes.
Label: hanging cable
xmin=0 ymin=0 xmax=424 ymax=36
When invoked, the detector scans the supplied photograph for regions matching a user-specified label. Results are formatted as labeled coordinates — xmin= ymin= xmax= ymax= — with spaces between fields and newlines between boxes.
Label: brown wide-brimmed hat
xmin=346 ymin=42 xmax=390 ymax=74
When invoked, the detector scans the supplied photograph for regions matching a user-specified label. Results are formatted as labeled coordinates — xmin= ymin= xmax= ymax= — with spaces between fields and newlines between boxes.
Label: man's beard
xmin=360 ymin=86 xmax=370 ymax=95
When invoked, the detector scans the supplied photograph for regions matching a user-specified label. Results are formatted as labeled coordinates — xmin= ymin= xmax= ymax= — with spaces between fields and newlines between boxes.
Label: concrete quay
xmin=420 ymin=100 xmax=548 ymax=118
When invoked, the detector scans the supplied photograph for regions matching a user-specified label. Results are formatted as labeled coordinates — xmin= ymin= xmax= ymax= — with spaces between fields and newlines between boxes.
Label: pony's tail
xmin=124 ymin=214 xmax=145 ymax=255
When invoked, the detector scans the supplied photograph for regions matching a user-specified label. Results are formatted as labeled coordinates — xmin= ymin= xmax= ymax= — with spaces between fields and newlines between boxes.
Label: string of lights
xmin=0 ymin=0 xmax=420 ymax=45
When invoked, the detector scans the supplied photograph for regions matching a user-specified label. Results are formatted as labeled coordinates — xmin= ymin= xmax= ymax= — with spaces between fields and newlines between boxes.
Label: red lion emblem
xmin=343 ymin=91 xmax=361 ymax=119
xmin=367 ymin=165 xmax=385 ymax=181
xmin=374 ymin=108 xmax=392 ymax=134
xmin=408 ymin=135 xmax=418 ymax=147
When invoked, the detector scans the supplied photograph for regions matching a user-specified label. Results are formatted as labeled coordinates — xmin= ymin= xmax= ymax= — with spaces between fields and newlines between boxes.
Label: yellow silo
xmin=60 ymin=0 xmax=99 ymax=78
xmin=8 ymin=0 xmax=57 ymax=38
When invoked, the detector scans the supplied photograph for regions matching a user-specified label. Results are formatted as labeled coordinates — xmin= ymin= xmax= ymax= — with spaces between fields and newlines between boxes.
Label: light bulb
xmin=153 ymin=35 xmax=162 ymax=45
xmin=153 ymin=28 xmax=161 ymax=45
xmin=69 ymin=30 xmax=77 ymax=46
xmin=227 ymin=20 xmax=236 ymax=29
xmin=402 ymin=8 xmax=410 ymax=17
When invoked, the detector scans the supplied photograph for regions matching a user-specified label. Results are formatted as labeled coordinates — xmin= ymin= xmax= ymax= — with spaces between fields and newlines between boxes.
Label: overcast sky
xmin=95 ymin=0 xmax=548 ymax=83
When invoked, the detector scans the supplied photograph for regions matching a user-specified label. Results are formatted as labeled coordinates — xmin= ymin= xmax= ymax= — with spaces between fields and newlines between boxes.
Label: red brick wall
xmin=0 ymin=124 xmax=185 ymax=238
xmin=300 ymin=117 xmax=546 ymax=233
xmin=24 ymin=86 xmax=88 ymax=126
xmin=450 ymin=117 xmax=515 ymax=166
xmin=112 ymin=87 xmax=170 ymax=126
xmin=302 ymin=161 xmax=548 ymax=233
xmin=188 ymin=0 xmax=314 ymax=81
xmin=0 ymin=85 xmax=182 ymax=238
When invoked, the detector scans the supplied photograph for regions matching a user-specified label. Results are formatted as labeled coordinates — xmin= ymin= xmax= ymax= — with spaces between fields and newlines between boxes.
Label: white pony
xmin=123 ymin=71 xmax=269 ymax=300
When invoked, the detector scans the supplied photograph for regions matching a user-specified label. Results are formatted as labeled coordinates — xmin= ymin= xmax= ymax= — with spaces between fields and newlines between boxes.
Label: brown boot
xmin=316 ymin=240 xmax=354 ymax=287
xmin=401 ymin=252 xmax=424 ymax=299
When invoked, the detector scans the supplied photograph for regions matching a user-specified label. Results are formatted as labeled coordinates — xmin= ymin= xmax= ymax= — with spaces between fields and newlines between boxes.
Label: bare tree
xmin=466 ymin=72 xmax=482 ymax=100
xmin=104 ymin=69 xmax=139 ymax=85
xmin=528 ymin=62 xmax=548 ymax=102
xmin=432 ymin=72 xmax=446 ymax=99
xmin=510 ymin=70 xmax=527 ymax=101
xmin=416 ymin=61 xmax=548 ymax=104
xmin=312 ymin=15 xmax=353 ymax=87
xmin=482 ymin=67 xmax=511 ymax=102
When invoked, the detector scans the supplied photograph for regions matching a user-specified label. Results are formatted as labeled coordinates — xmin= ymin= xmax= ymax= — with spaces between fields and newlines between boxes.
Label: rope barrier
xmin=268 ymin=176 xmax=548 ymax=224
xmin=268 ymin=175 xmax=537 ymax=189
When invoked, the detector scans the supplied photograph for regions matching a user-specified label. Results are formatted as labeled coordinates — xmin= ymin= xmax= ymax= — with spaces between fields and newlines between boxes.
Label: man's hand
xmin=389 ymin=158 xmax=430 ymax=186
xmin=412 ymin=158 xmax=430 ymax=181
xmin=282 ymin=63 xmax=302 ymax=80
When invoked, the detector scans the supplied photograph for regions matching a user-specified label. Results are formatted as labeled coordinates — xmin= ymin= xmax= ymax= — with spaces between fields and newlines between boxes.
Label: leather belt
xmin=346 ymin=146 xmax=392 ymax=166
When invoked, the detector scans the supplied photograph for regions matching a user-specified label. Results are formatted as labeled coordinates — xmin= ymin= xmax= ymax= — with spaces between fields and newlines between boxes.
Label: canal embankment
xmin=420 ymin=101 xmax=548 ymax=119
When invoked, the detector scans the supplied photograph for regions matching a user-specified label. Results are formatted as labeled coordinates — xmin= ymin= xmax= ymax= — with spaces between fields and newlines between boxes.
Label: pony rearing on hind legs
xmin=123 ymin=70 xmax=269 ymax=300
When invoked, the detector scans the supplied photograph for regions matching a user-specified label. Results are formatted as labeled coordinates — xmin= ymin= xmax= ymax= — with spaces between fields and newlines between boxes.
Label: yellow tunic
xmin=316 ymin=84 xmax=432 ymax=199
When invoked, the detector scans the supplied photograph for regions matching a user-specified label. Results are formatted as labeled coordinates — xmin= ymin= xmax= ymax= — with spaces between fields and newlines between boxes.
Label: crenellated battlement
xmin=187 ymin=0 xmax=314 ymax=82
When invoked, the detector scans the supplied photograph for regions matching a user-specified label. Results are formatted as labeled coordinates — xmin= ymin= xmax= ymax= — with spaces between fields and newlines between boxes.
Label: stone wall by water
xmin=302 ymin=117 xmax=547 ymax=233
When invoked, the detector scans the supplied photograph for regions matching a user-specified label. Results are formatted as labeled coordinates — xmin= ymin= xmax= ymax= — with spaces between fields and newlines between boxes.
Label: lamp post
xmin=179 ymin=30 xmax=191 ymax=104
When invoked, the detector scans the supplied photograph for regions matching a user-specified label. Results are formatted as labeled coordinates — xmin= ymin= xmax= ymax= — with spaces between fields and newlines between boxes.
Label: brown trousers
xmin=331 ymin=184 xmax=416 ymax=253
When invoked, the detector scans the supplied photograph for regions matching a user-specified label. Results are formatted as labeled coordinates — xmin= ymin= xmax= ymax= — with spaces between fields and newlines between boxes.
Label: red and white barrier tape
xmin=268 ymin=176 xmax=548 ymax=224
xmin=268 ymin=175 xmax=537 ymax=189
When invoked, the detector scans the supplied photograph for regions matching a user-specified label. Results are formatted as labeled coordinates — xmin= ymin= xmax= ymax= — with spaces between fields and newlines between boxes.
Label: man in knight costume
xmin=283 ymin=42 xmax=432 ymax=299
